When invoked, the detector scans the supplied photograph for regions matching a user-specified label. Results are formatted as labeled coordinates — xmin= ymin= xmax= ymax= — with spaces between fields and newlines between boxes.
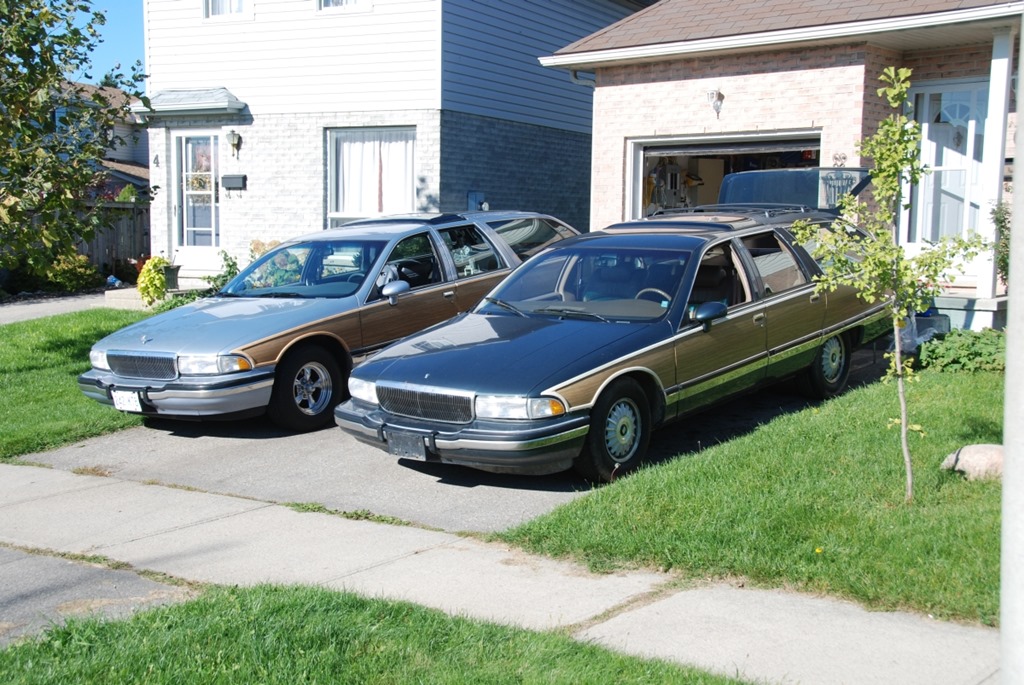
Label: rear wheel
xmin=574 ymin=378 xmax=650 ymax=483
xmin=800 ymin=332 xmax=851 ymax=399
xmin=269 ymin=343 xmax=344 ymax=431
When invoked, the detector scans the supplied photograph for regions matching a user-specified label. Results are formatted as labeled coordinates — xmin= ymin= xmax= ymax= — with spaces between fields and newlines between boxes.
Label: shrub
xmin=992 ymin=201 xmax=1011 ymax=285
xmin=152 ymin=250 xmax=240 ymax=313
xmin=47 ymin=253 xmax=103 ymax=292
xmin=137 ymin=255 xmax=170 ymax=306
xmin=918 ymin=328 xmax=1006 ymax=372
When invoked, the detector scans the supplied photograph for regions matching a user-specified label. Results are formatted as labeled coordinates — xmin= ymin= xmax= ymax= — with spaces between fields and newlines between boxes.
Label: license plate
xmin=386 ymin=430 xmax=427 ymax=461
xmin=111 ymin=390 xmax=143 ymax=413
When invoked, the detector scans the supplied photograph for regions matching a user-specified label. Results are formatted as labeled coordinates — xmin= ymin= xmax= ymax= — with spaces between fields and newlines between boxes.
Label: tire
xmin=800 ymin=332 xmax=851 ymax=399
xmin=574 ymin=377 xmax=651 ymax=483
xmin=268 ymin=343 xmax=344 ymax=432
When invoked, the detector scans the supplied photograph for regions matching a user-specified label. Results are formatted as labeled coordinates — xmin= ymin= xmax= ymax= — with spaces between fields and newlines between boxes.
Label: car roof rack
xmin=647 ymin=203 xmax=820 ymax=219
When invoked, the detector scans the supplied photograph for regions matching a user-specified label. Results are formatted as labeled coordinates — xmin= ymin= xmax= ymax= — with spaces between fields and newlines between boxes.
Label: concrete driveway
xmin=23 ymin=347 xmax=888 ymax=534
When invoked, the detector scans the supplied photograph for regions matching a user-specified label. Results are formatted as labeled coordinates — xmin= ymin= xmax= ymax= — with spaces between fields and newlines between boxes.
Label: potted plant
xmin=137 ymin=255 xmax=170 ymax=306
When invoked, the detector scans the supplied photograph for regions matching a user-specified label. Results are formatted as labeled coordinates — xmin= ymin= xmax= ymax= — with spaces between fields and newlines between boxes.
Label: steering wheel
xmin=341 ymin=272 xmax=365 ymax=283
xmin=635 ymin=288 xmax=671 ymax=304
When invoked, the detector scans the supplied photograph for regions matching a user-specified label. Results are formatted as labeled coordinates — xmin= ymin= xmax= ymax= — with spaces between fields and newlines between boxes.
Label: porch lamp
xmin=707 ymin=89 xmax=725 ymax=118
xmin=226 ymin=129 xmax=242 ymax=157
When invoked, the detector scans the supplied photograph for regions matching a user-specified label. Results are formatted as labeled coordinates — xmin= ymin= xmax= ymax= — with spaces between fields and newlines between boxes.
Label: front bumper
xmin=334 ymin=399 xmax=590 ymax=476
xmin=77 ymin=367 xmax=276 ymax=419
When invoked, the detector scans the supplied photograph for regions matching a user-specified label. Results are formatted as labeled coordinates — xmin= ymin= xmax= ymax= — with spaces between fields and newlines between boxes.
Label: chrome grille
xmin=107 ymin=352 xmax=177 ymax=380
xmin=377 ymin=384 xmax=473 ymax=424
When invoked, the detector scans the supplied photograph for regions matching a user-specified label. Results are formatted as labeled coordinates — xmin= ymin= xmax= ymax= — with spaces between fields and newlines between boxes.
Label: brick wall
xmin=588 ymin=41 xmax=1010 ymax=230
xmin=146 ymin=110 xmax=441 ymax=277
xmin=439 ymin=110 xmax=592 ymax=231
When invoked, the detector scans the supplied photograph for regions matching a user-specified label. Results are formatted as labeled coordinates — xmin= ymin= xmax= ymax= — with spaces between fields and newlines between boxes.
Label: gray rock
xmin=940 ymin=444 xmax=1003 ymax=480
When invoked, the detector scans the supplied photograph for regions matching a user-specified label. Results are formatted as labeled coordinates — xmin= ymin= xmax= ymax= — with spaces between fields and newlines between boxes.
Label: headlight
xmin=177 ymin=354 xmax=253 ymax=376
xmin=90 ymin=349 xmax=109 ymax=371
xmin=475 ymin=395 xmax=566 ymax=420
xmin=347 ymin=376 xmax=378 ymax=405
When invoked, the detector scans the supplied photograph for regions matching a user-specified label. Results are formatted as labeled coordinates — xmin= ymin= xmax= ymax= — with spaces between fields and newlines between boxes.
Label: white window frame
xmin=175 ymin=132 xmax=221 ymax=251
xmin=203 ymin=0 xmax=252 ymax=20
xmin=327 ymin=127 xmax=416 ymax=226
xmin=317 ymin=0 xmax=373 ymax=13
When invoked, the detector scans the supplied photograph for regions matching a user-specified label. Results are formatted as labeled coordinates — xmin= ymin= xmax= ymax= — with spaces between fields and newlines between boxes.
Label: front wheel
xmin=574 ymin=377 xmax=651 ymax=483
xmin=269 ymin=343 xmax=344 ymax=432
xmin=800 ymin=332 xmax=851 ymax=399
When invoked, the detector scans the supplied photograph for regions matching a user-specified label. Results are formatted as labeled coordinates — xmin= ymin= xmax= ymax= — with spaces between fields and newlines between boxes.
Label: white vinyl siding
xmin=146 ymin=0 xmax=440 ymax=114
xmin=440 ymin=0 xmax=636 ymax=133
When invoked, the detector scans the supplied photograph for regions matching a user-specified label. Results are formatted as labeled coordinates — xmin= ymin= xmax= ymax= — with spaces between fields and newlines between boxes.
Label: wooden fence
xmin=78 ymin=201 xmax=151 ymax=273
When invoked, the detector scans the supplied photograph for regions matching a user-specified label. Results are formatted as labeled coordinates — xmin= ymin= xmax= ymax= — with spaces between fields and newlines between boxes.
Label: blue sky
xmin=78 ymin=2 xmax=145 ymax=83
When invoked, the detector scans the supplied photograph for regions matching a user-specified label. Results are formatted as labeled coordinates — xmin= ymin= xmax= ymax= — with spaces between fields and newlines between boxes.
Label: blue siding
xmin=441 ymin=0 xmax=637 ymax=133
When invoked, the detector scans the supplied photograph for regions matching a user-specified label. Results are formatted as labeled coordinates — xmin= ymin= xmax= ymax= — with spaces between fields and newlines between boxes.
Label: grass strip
xmin=500 ymin=371 xmax=1003 ymax=625
xmin=0 ymin=585 xmax=743 ymax=684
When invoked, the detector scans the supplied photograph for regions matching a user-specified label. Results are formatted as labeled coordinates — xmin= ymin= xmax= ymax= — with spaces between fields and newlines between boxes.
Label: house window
xmin=318 ymin=0 xmax=372 ymax=12
xmin=327 ymin=127 xmax=416 ymax=226
xmin=204 ymin=0 xmax=246 ymax=18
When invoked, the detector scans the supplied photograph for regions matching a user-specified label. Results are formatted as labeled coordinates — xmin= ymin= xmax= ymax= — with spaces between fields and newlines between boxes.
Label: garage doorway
xmin=630 ymin=136 xmax=821 ymax=218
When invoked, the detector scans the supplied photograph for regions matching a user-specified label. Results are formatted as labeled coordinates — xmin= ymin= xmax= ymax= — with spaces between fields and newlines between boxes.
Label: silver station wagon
xmin=335 ymin=205 xmax=889 ymax=482
xmin=78 ymin=211 xmax=578 ymax=431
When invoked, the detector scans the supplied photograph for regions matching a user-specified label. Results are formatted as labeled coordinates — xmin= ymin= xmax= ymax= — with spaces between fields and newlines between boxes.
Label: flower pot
xmin=163 ymin=265 xmax=181 ymax=291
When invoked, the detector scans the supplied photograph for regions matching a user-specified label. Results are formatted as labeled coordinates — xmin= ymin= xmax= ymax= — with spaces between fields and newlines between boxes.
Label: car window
xmin=686 ymin=243 xmax=752 ymax=321
xmin=374 ymin=232 xmax=442 ymax=296
xmin=487 ymin=217 xmax=576 ymax=260
xmin=483 ymin=247 xmax=691 ymax=323
xmin=741 ymin=232 xmax=808 ymax=296
xmin=224 ymin=240 xmax=386 ymax=298
xmin=438 ymin=224 xmax=504 ymax=278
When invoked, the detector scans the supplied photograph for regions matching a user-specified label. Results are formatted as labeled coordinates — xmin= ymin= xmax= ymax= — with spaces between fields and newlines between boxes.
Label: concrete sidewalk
xmin=0 ymin=463 xmax=1000 ymax=684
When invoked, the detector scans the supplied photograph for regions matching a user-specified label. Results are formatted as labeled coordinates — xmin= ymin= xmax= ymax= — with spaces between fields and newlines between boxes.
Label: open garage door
xmin=639 ymin=137 xmax=821 ymax=216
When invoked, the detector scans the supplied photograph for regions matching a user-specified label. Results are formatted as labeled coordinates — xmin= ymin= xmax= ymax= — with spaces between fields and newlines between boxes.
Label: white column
xmin=1001 ymin=15 xmax=1024 ymax=681
xmin=977 ymin=28 xmax=1014 ymax=301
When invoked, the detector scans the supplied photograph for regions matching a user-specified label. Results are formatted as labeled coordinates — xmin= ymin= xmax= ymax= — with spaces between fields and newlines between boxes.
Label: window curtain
xmin=208 ymin=0 xmax=243 ymax=15
xmin=332 ymin=128 xmax=415 ymax=216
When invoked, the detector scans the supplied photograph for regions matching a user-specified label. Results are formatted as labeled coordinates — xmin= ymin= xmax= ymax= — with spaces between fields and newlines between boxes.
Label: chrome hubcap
xmin=293 ymin=361 xmax=332 ymax=416
xmin=604 ymin=398 xmax=640 ymax=462
xmin=820 ymin=336 xmax=846 ymax=383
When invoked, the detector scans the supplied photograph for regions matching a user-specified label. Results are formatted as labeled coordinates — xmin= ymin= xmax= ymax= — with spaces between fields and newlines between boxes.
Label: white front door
xmin=174 ymin=133 xmax=221 ymax=268
xmin=903 ymin=81 xmax=988 ymax=268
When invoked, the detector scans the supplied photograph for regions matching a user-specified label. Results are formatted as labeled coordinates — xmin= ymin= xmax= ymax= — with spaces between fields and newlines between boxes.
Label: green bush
xmin=47 ymin=254 xmax=104 ymax=292
xmin=137 ymin=255 xmax=170 ymax=306
xmin=152 ymin=250 xmax=240 ymax=313
xmin=918 ymin=328 xmax=1006 ymax=372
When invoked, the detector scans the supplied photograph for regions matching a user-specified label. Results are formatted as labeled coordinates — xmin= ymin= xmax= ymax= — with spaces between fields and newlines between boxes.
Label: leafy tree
xmin=0 ymin=0 xmax=146 ymax=276
xmin=792 ymin=67 xmax=982 ymax=504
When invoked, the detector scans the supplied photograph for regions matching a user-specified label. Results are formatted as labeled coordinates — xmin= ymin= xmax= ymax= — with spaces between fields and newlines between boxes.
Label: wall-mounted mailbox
xmin=221 ymin=174 xmax=247 ymax=190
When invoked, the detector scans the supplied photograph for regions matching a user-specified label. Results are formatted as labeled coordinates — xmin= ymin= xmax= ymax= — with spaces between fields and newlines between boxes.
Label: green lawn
xmin=0 ymin=585 xmax=740 ymax=685
xmin=0 ymin=309 xmax=148 ymax=460
xmin=499 ymin=371 xmax=1003 ymax=625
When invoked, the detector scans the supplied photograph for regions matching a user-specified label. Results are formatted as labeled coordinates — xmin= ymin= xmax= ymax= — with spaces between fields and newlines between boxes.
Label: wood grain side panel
xmin=358 ymin=285 xmax=460 ymax=349
xmin=551 ymin=343 xmax=676 ymax=410
xmin=239 ymin=309 xmax=363 ymax=367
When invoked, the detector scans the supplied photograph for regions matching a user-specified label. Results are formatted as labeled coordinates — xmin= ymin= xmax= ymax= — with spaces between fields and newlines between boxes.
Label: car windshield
xmin=221 ymin=239 xmax=387 ymax=298
xmin=479 ymin=246 xmax=692 ymax=322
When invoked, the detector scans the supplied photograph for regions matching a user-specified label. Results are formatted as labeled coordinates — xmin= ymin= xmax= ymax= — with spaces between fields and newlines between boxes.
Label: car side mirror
xmin=693 ymin=301 xmax=728 ymax=332
xmin=382 ymin=279 xmax=411 ymax=306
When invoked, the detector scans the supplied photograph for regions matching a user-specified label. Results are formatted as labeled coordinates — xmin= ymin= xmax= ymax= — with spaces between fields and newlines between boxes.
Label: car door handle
xmin=752 ymin=312 xmax=766 ymax=327
xmin=809 ymin=293 xmax=821 ymax=303
xmin=443 ymin=290 xmax=455 ymax=301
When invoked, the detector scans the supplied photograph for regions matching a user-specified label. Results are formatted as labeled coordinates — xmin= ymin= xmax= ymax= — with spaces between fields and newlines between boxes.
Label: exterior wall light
xmin=226 ymin=129 xmax=242 ymax=157
xmin=707 ymin=89 xmax=725 ymax=118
